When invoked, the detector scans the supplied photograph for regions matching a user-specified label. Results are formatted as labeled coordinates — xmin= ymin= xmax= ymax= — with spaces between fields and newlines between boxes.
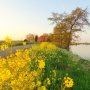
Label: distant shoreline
xmin=0 ymin=41 xmax=90 ymax=45
xmin=71 ymin=43 xmax=90 ymax=45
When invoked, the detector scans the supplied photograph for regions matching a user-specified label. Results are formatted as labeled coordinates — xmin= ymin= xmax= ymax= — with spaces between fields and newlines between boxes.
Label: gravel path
xmin=0 ymin=44 xmax=31 ymax=58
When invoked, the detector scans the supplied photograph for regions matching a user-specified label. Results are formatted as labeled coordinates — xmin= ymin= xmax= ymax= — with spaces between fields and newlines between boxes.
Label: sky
xmin=0 ymin=0 xmax=90 ymax=42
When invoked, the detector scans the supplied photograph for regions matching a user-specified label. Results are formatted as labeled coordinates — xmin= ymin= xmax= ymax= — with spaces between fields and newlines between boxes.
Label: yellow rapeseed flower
xmin=52 ymin=70 xmax=56 ymax=77
xmin=38 ymin=60 xmax=45 ymax=69
xmin=36 ymin=81 xmax=41 ymax=87
xmin=0 ymin=44 xmax=8 ymax=51
xmin=5 ymin=36 xmax=12 ymax=44
xmin=38 ymin=86 xmax=47 ymax=90
xmin=46 ymin=78 xmax=51 ymax=85
xmin=0 ymin=69 xmax=11 ymax=81
xmin=32 ymin=70 xmax=38 ymax=77
xmin=63 ymin=76 xmax=74 ymax=88
xmin=23 ymin=42 xmax=26 ymax=45
xmin=29 ymin=82 xmax=35 ymax=89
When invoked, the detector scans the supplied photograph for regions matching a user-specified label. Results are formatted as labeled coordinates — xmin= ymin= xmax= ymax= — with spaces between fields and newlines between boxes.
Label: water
xmin=70 ymin=45 xmax=90 ymax=60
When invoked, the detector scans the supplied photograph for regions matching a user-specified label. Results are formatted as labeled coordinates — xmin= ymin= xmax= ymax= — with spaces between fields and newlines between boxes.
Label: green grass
xmin=0 ymin=42 xmax=90 ymax=89
xmin=0 ymin=41 xmax=38 ymax=46
xmin=29 ymin=45 xmax=90 ymax=90
xmin=11 ymin=41 xmax=30 ymax=46
xmin=0 ymin=41 xmax=4 ymax=45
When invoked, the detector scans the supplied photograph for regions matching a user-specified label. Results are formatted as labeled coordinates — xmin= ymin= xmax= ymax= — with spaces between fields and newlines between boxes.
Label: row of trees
xmin=24 ymin=33 xmax=49 ymax=42
xmin=25 ymin=7 xmax=90 ymax=50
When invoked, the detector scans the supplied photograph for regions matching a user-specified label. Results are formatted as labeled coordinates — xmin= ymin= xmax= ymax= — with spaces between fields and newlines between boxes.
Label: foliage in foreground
xmin=0 ymin=42 xmax=90 ymax=90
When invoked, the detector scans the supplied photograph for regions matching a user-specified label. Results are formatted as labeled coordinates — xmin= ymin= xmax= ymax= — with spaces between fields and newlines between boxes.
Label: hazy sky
xmin=0 ymin=0 xmax=90 ymax=42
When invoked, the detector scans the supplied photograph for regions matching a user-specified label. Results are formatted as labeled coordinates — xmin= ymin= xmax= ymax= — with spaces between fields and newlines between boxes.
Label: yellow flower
xmin=36 ymin=81 xmax=41 ymax=87
xmin=11 ymin=80 xmax=17 ymax=86
xmin=38 ymin=86 xmax=47 ymax=90
xmin=29 ymin=82 xmax=35 ymax=89
xmin=38 ymin=60 xmax=45 ymax=69
xmin=0 ymin=69 xmax=11 ymax=81
xmin=23 ymin=42 xmax=26 ymax=45
xmin=46 ymin=78 xmax=51 ymax=85
xmin=0 ymin=44 xmax=8 ymax=51
xmin=5 ymin=36 xmax=12 ymax=44
xmin=32 ymin=70 xmax=38 ymax=77
xmin=40 ymin=42 xmax=56 ymax=50
xmin=63 ymin=76 xmax=74 ymax=88
xmin=52 ymin=70 xmax=56 ymax=77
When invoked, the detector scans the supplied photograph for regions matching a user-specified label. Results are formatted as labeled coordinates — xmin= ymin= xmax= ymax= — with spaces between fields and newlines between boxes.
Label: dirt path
xmin=0 ymin=44 xmax=31 ymax=58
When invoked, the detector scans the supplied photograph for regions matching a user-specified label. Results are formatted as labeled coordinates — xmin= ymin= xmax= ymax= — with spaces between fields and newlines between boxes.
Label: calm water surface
xmin=70 ymin=45 xmax=90 ymax=60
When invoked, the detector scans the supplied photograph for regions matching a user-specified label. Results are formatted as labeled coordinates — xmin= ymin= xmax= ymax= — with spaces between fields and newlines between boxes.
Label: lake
xmin=70 ymin=45 xmax=90 ymax=60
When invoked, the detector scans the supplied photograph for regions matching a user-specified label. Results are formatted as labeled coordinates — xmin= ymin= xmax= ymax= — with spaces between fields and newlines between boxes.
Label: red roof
xmin=38 ymin=35 xmax=48 ymax=42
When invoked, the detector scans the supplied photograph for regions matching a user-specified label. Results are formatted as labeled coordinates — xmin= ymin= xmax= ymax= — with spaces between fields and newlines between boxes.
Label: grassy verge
xmin=29 ymin=43 xmax=90 ymax=90
xmin=0 ymin=42 xmax=90 ymax=90
xmin=0 ymin=41 xmax=39 ymax=46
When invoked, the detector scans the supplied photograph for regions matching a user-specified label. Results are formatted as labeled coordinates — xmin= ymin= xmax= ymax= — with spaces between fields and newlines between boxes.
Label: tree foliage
xmin=26 ymin=33 xmax=35 ymax=42
xmin=48 ymin=7 xmax=90 ymax=50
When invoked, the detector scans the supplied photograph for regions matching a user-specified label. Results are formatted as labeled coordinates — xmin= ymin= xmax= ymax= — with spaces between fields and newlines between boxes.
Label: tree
xmin=26 ymin=33 xmax=35 ymax=42
xmin=35 ymin=35 xmax=38 ymax=42
xmin=24 ymin=39 xmax=28 ymax=42
xmin=48 ymin=7 xmax=90 ymax=50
